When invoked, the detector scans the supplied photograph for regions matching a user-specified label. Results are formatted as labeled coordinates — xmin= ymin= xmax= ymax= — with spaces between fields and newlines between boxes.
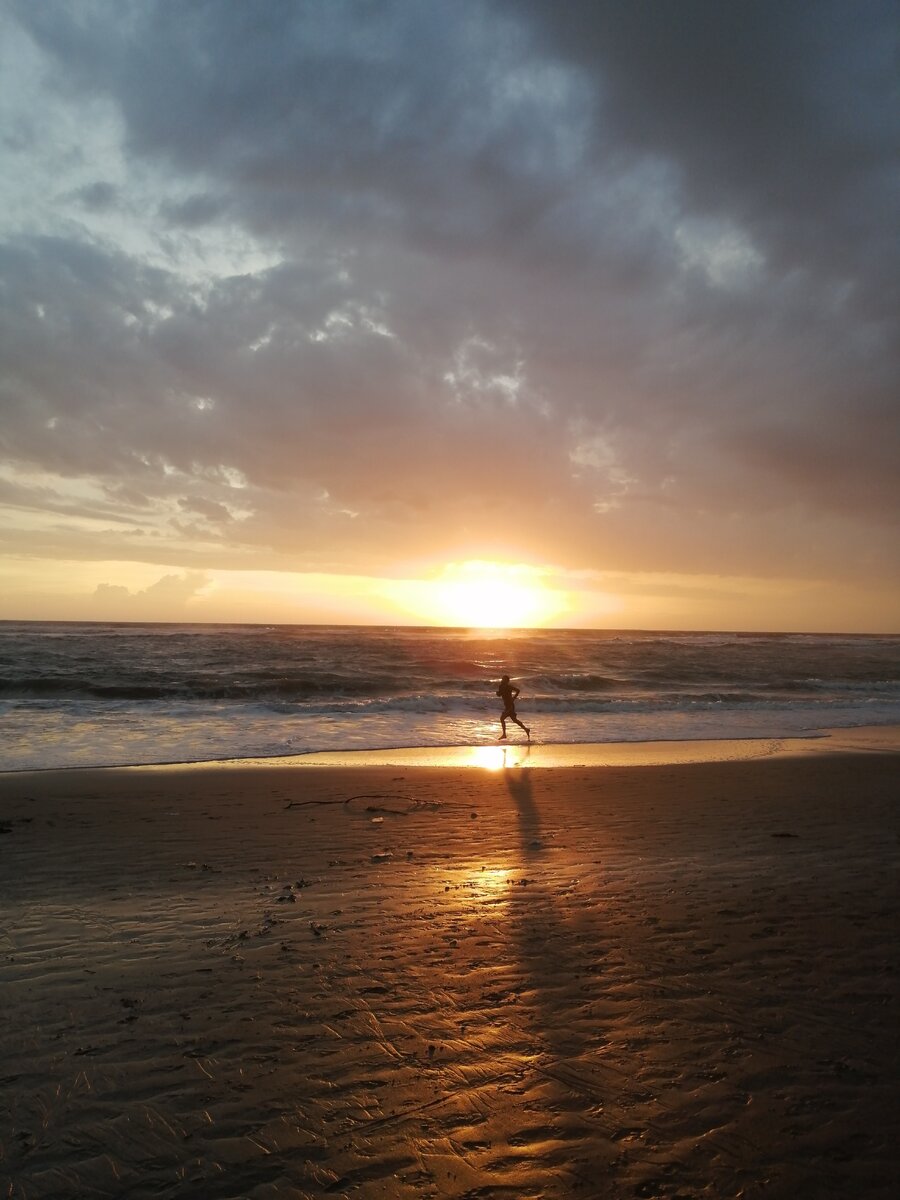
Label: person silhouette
xmin=496 ymin=674 xmax=530 ymax=741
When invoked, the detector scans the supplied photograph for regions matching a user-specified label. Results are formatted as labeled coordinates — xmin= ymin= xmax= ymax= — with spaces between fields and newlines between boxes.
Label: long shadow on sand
xmin=500 ymin=758 xmax=618 ymax=1077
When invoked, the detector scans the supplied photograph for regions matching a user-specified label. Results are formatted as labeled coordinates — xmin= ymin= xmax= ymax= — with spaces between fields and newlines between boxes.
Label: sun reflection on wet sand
xmin=223 ymin=728 xmax=900 ymax=774
xmin=467 ymin=744 xmax=531 ymax=771
xmin=423 ymin=861 xmax=514 ymax=903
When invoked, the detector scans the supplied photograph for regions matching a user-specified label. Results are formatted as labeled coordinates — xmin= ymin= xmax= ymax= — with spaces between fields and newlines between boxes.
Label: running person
xmin=496 ymin=674 xmax=530 ymax=741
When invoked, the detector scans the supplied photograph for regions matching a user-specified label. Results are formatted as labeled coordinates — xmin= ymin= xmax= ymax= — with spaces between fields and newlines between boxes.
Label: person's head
xmin=501 ymin=674 xmax=509 ymax=682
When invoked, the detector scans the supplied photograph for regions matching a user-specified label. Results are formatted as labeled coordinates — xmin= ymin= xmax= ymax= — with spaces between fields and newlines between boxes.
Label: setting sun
xmin=428 ymin=561 xmax=567 ymax=628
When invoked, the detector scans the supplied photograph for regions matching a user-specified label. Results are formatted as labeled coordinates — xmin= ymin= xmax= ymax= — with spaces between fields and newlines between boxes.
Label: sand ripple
xmin=1 ymin=754 xmax=897 ymax=1197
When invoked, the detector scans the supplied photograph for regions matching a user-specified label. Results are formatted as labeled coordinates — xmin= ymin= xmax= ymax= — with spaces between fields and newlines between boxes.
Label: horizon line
xmin=1 ymin=618 xmax=896 ymax=638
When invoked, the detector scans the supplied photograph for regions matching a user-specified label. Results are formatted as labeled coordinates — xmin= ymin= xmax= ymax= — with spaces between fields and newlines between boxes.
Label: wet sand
xmin=1 ymin=745 xmax=898 ymax=1198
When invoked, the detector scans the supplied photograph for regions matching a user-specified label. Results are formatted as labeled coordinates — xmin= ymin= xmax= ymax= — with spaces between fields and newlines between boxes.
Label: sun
xmin=430 ymin=561 xmax=566 ymax=628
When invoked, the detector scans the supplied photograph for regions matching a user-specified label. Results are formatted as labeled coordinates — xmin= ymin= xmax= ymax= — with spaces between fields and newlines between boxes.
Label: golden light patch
xmin=468 ymin=745 xmax=509 ymax=770
xmin=428 ymin=561 xmax=567 ymax=629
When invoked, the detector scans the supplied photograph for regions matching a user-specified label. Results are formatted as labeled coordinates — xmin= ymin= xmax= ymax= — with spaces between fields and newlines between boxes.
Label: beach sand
xmin=1 ymin=741 xmax=898 ymax=1198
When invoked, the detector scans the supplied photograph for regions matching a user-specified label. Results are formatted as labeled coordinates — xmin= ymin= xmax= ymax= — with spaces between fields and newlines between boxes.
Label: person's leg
xmin=499 ymin=716 xmax=508 ymax=739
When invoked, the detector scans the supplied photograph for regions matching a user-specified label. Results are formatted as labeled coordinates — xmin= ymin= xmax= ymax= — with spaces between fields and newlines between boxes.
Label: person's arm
xmin=512 ymin=686 xmax=520 ymax=700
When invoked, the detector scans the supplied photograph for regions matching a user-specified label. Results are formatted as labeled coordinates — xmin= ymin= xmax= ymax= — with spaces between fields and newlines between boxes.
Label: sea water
xmin=1 ymin=622 xmax=898 ymax=771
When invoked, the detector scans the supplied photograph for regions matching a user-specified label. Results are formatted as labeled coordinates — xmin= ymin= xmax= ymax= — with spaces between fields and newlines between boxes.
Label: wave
xmin=0 ymin=673 xmax=399 ymax=701
xmin=3 ymin=672 xmax=898 ymax=709
xmin=2 ymin=627 xmax=897 ymax=710
xmin=528 ymin=673 xmax=625 ymax=692
xmin=38 ymin=691 xmax=887 ymax=720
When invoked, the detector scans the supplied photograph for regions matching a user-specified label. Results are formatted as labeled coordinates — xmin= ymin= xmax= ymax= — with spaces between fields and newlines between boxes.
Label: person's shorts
xmin=502 ymin=706 xmax=517 ymax=719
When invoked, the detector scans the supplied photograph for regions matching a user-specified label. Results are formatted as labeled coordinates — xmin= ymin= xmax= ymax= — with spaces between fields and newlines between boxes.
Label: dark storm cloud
xmin=16 ymin=0 xmax=591 ymax=255
xmin=4 ymin=0 xmax=899 ymax=588
xmin=517 ymin=1 xmax=900 ymax=285
xmin=70 ymin=181 xmax=120 ymax=212
xmin=159 ymin=193 xmax=227 ymax=229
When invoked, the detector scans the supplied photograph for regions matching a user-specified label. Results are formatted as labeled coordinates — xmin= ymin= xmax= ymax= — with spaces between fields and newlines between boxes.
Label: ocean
xmin=1 ymin=622 xmax=898 ymax=771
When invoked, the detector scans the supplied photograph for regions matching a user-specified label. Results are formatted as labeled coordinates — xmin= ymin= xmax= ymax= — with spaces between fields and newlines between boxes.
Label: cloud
xmin=0 ymin=0 xmax=897 ymax=619
xmin=93 ymin=572 xmax=209 ymax=617
xmin=69 ymin=180 xmax=119 ymax=212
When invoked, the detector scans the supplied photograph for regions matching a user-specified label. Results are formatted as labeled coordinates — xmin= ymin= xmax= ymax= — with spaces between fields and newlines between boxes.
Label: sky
xmin=1 ymin=0 xmax=898 ymax=631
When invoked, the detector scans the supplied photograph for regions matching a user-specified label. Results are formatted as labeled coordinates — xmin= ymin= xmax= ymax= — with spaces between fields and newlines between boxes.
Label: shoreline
xmin=282 ymin=722 xmax=900 ymax=770
xmin=2 ymin=721 xmax=897 ymax=778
